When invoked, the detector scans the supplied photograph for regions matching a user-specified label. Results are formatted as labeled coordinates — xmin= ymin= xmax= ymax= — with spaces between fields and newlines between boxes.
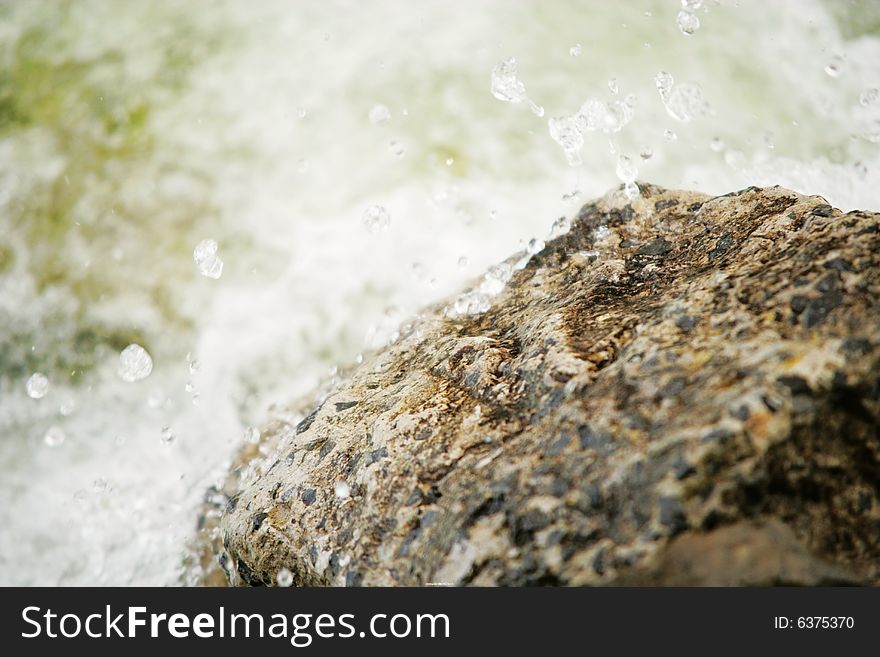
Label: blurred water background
xmin=1 ymin=0 xmax=879 ymax=585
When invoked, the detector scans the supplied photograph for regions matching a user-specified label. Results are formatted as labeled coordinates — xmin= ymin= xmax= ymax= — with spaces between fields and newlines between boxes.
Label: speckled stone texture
xmin=199 ymin=183 xmax=880 ymax=586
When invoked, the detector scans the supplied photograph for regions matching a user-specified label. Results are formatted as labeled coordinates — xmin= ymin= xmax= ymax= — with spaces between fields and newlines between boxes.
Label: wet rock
xmin=199 ymin=184 xmax=880 ymax=586
xmin=618 ymin=519 xmax=859 ymax=586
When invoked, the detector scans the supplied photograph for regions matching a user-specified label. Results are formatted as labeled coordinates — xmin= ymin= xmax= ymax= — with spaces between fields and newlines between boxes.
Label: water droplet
xmin=445 ymin=157 xmax=454 ymax=166
xmin=548 ymin=115 xmax=585 ymax=166
xmin=160 ymin=426 xmax=176 ymax=446
xmin=579 ymin=98 xmax=605 ymax=131
xmin=681 ymin=0 xmax=703 ymax=9
xmin=26 ymin=373 xmax=49 ymax=399
xmin=93 ymin=477 xmax=107 ymax=493
xmin=243 ymin=426 xmax=260 ymax=444
xmin=660 ymin=81 xmax=708 ymax=122
xmin=296 ymin=106 xmax=307 ymax=119
xmin=451 ymin=291 xmax=489 ymax=317
xmin=623 ymin=181 xmax=640 ymax=200
xmin=639 ymin=147 xmax=653 ymax=160
xmin=59 ymin=399 xmax=76 ymax=416
xmin=486 ymin=263 xmax=513 ymax=293
xmin=655 ymin=71 xmax=674 ymax=101
xmin=368 ymin=104 xmax=391 ymax=125
xmin=824 ymin=55 xmax=844 ymax=78
xmin=491 ymin=57 xmax=543 ymax=116
xmin=184 ymin=381 xmax=195 ymax=393
xmin=276 ymin=568 xmax=293 ymax=587
xmin=527 ymin=238 xmax=545 ymax=255
xmin=549 ymin=217 xmax=571 ymax=239
xmin=117 ymin=344 xmax=153 ymax=382
xmin=389 ymin=140 xmax=406 ymax=158
xmin=615 ymin=154 xmax=637 ymax=183
xmin=710 ymin=137 xmax=724 ymax=152
xmin=676 ymin=10 xmax=700 ymax=35
xmin=608 ymin=78 xmax=619 ymax=95
xmin=491 ymin=57 xmax=526 ymax=102
xmin=450 ymin=260 xmax=516 ymax=317
xmin=561 ymin=190 xmax=582 ymax=206
xmin=44 ymin=425 xmax=65 ymax=447
xmin=334 ymin=480 xmax=351 ymax=500
xmin=575 ymin=93 xmax=637 ymax=136
xmin=859 ymin=88 xmax=879 ymax=106
xmin=362 ymin=205 xmax=391 ymax=233
xmin=664 ymin=129 xmax=678 ymax=141
xmin=864 ymin=119 xmax=880 ymax=143
xmin=457 ymin=256 xmax=469 ymax=269
xmin=186 ymin=353 xmax=200 ymax=374
xmin=193 ymin=239 xmax=224 ymax=279
xmin=570 ymin=44 xmax=582 ymax=57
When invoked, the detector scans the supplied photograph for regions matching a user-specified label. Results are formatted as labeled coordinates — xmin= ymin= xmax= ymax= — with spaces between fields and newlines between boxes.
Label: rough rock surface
xmin=199 ymin=183 xmax=880 ymax=586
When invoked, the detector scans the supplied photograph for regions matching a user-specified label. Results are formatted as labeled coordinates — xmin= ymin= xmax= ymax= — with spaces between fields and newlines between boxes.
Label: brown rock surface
xmin=198 ymin=183 xmax=880 ymax=586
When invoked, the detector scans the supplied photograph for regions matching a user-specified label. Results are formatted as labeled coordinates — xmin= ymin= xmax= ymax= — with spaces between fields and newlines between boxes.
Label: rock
xmin=617 ymin=519 xmax=859 ymax=586
xmin=198 ymin=183 xmax=880 ymax=586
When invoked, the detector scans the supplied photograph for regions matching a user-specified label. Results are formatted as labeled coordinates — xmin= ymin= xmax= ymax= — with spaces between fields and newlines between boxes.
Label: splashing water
xmin=655 ymin=71 xmax=709 ymax=122
xmin=276 ymin=568 xmax=294 ymax=587
xmin=491 ymin=57 xmax=545 ymax=117
xmin=549 ymin=114 xmax=586 ymax=166
xmin=676 ymin=10 xmax=700 ymax=35
xmin=527 ymin=238 xmax=545 ymax=255
xmin=193 ymin=239 xmax=224 ymax=280
xmin=243 ymin=426 xmax=261 ymax=444
xmin=389 ymin=140 xmax=407 ymax=158
xmin=548 ymin=93 xmax=638 ymax=165
xmin=43 ymin=426 xmax=66 ymax=448
xmin=616 ymin=154 xmax=638 ymax=183
xmin=2 ymin=0 xmax=880 ymax=586
xmin=117 ymin=345 xmax=154 ymax=383
xmin=333 ymin=480 xmax=351 ymax=500
xmin=26 ymin=373 xmax=49 ymax=400
xmin=368 ymin=104 xmax=392 ymax=126
xmin=362 ymin=204 xmax=392 ymax=232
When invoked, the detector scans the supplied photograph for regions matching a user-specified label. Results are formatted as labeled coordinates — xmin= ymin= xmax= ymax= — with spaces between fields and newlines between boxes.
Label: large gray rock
xmin=197 ymin=183 xmax=880 ymax=586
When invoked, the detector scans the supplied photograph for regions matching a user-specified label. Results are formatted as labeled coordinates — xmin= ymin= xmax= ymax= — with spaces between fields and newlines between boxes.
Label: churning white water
xmin=1 ymin=0 xmax=879 ymax=585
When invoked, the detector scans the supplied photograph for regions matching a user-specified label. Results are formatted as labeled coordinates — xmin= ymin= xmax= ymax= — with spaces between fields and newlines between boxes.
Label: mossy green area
xmin=0 ymin=1 xmax=227 ymax=382
xmin=827 ymin=0 xmax=880 ymax=39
